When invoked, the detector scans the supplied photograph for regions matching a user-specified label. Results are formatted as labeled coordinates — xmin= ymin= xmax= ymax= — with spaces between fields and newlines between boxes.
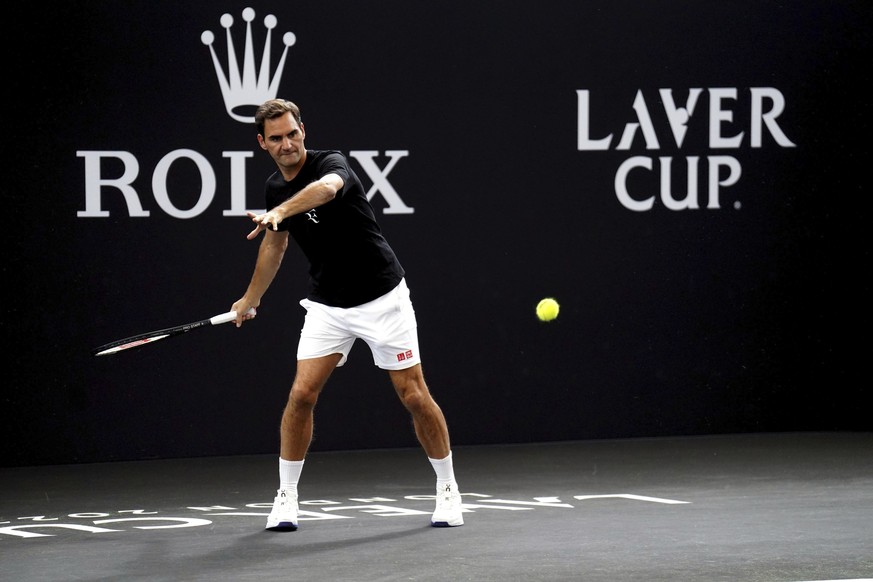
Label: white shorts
xmin=297 ymin=278 xmax=421 ymax=370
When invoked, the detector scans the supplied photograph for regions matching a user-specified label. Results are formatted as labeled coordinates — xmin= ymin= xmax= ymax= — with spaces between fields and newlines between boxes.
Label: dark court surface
xmin=2 ymin=432 xmax=871 ymax=581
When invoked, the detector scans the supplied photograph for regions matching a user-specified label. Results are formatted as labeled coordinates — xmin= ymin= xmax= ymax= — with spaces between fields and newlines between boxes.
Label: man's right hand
xmin=231 ymin=301 xmax=258 ymax=327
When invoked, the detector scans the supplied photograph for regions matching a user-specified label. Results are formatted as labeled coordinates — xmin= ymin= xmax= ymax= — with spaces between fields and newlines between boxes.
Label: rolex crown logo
xmin=201 ymin=7 xmax=296 ymax=123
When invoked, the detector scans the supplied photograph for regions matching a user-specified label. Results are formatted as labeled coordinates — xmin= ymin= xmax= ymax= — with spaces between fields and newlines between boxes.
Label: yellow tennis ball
xmin=536 ymin=297 xmax=560 ymax=322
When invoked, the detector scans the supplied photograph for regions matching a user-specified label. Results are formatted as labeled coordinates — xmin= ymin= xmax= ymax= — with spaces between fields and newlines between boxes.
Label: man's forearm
xmin=244 ymin=234 xmax=287 ymax=304
xmin=274 ymin=176 xmax=341 ymax=221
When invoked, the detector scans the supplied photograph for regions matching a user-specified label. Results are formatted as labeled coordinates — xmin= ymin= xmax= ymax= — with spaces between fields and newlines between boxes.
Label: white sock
xmin=279 ymin=457 xmax=304 ymax=493
xmin=428 ymin=451 xmax=456 ymax=487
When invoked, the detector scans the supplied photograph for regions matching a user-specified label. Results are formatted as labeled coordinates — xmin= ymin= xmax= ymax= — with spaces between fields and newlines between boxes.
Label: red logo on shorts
xmin=396 ymin=349 xmax=414 ymax=362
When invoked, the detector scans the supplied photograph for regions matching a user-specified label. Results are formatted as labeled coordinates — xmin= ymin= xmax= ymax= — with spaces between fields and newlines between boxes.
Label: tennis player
xmin=230 ymin=99 xmax=464 ymax=531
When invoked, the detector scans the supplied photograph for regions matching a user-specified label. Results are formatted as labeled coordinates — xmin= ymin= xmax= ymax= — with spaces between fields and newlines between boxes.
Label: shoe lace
xmin=436 ymin=483 xmax=456 ymax=509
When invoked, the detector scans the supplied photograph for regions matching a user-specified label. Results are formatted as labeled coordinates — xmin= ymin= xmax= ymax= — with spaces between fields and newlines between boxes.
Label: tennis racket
xmin=92 ymin=309 xmax=250 ymax=357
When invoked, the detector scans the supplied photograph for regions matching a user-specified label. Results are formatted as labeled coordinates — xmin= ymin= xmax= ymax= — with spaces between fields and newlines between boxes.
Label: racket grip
xmin=210 ymin=308 xmax=255 ymax=325
xmin=211 ymin=311 xmax=238 ymax=325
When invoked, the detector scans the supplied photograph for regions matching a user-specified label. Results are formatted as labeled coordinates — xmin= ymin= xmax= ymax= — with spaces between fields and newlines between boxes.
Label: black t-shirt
xmin=264 ymin=150 xmax=404 ymax=307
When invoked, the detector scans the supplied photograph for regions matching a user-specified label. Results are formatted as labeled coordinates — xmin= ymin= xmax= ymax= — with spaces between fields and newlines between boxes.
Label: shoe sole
xmin=431 ymin=519 xmax=464 ymax=527
xmin=266 ymin=521 xmax=298 ymax=531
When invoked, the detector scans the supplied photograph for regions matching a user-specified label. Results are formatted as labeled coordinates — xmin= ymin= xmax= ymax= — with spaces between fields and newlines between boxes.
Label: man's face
xmin=259 ymin=112 xmax=306 ymax=175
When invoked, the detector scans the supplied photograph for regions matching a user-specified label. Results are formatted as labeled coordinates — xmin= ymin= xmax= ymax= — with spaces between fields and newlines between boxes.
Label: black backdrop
xmin=4 ymin=1 xmax=870 ymax=466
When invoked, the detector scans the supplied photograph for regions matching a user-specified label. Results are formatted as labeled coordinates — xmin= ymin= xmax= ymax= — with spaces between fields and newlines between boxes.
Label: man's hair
xmin=255 ymin=99 xmax=302 ymax=136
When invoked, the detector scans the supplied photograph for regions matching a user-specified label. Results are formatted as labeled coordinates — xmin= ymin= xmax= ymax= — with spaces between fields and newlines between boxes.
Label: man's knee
xmin=392 ymin=372 xmax=435 ymax=412
xmin=289 ymin=383 xmax=320 ymax=408
xmin=289 ymin=355 xmax=340 ymax=408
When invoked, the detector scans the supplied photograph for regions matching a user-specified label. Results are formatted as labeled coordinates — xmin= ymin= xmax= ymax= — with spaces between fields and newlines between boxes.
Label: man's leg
xmin=388 ymin=364 xmax=450 ymax=458
xmin=280 ymin=354 xmax=342 ymax=460
xmin=267 ymin=354 xmax=341 ymax=531
xmin=389 ymin=364 xmax=464 ymax=527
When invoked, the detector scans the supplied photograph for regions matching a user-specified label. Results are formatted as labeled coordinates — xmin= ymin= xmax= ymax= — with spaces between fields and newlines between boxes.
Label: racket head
xmin=92 ymin=333 xmax=172 ymax=356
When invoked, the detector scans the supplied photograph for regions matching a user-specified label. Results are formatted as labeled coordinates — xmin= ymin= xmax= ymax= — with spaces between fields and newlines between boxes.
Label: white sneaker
xmin=431 ymin=482 xmax=464 ymax=527
xmin=266 ymin=489 xmax=299 ymax=531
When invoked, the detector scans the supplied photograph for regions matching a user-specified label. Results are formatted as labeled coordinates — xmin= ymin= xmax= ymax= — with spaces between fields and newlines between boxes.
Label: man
xmin=230 ymin=99 xmax=464 ymax=531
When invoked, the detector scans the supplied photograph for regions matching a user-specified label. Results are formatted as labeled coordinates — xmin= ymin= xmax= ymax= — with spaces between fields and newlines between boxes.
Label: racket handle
xmin=210 ymin=307 xmax=256 ymax=325
xmin=211 ymin=311 xmax=238 ymax=325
